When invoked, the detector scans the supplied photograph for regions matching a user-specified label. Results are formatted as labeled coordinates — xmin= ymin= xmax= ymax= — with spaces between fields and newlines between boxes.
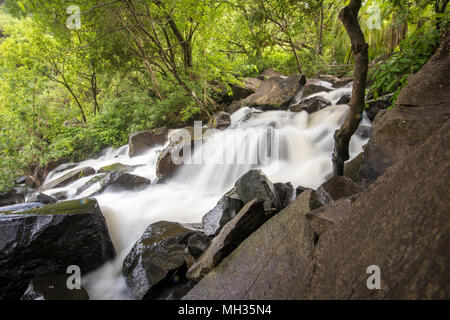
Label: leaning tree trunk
xmin=332 ymin=0 xmax=369 ymax=176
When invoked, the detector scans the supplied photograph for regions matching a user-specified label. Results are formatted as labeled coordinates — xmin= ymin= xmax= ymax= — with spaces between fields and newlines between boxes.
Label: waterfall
xmin=41 ymin=84 xmax=371 ymax=299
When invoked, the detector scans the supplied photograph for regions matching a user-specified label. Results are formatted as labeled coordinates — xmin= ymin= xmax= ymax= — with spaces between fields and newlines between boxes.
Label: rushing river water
xmin=40 ymin=83 xmax=371 ymax=299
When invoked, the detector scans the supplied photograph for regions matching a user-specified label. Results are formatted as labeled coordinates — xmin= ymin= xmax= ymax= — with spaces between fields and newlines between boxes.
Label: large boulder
xmin=231 ymin=78 xmax=262 ymax=100
xmin=187 ymin=198 xmax=266 ymax=282
xmin=0 ymin=199 xmax=115 ymax=299
xmin=227 ymin=170 xmax=281 ymax=214
xmin=0 ymin=190 xmax=25 ymax=206
xmin=128 ymin=127 xmax=168 ymax=158
xmin=183 ymin=189 xmax=320 ymax=299
xmin=122 ymin=221 xmax=204 ymax=300
xmin=21 ymin=274 xmax=89 ymax=300
xmin=41 ymin=167 xmax=95 ymax=191
xmin=230 ymin=74 xmax=306 ymax=111
xmin=273 ymin=182 xmax=294 ymax=209
xmin=355 ymin=28 xmax=450 ymax=186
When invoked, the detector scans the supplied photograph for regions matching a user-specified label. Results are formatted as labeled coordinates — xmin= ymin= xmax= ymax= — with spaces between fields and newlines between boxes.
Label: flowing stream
xmin=41 ymin=83 xmax=371 ymax=299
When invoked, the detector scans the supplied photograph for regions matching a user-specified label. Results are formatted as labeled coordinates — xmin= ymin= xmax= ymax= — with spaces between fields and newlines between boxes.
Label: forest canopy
xmin=0 ymin=0 xmax=448 ymax=191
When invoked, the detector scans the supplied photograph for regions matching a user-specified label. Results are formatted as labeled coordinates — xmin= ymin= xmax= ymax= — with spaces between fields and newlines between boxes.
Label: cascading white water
xmin=41 ymin=83 xmax=371 ymax=299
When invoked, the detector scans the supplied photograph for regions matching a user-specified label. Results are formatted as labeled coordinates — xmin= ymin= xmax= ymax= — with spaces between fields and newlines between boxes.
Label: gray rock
xmin=273 ymin=182 xmax=293 ymax=209
xmin=289 ymin=96 xmax=331 ymax=113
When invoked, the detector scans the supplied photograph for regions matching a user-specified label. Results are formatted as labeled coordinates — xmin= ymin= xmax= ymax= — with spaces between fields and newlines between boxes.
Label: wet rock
xmin=302 ymin=79 xmax=333 ymax=97
xmin=21 ymin=274 xmax=89 ymax=300
xmin=231 ymin=78 xmax=262 ymax=100
xmin=128 ymin=127 xmax=168 ymax=157
xmin=208 ymin=111 xmax=231 ymax=130
xmin=183 ymin=189 xmax=320 ymax=300
xmin=186 ymin=233 xmax=211 ymax=259
xmin=202 ymin=196 xmax=244 ymax=237
xmin=0 ymin=199 xmax=115 ymax=299
xmin=289 ymin=96 xmax=331 ymax=113
xmin=75 ymin=174 xmax=106 ymax=196
xmin=27 ymin=192 xmax=57 ymax=205
xmin=336 ymin=93 xmax=351 ymax=105
xmin=0 ymin=202 xmax=44 ymax=213
xmin=316 ymin=175 xmax=363 ymax=205
xmin=98 ymin=163 xmax=143 ymax=174
xmin=273 ymin=182 xmax=294 ymax=209
xmin=0 ymin=190 xmax=25 ymax=206
xmin=122 ymin=221 xmax=203 ymax=300
xmin=187 ymin=198 xmax=266 ymax=282
xmin=41 ymin=167 xmax=95 ymax=191
xmin=228 ymin=170 xmax=281 ymax=214
xmin=51 ymin=191 xmax=69 ymax=201
xmin=97 ymin=172 xmax=150 ymax=193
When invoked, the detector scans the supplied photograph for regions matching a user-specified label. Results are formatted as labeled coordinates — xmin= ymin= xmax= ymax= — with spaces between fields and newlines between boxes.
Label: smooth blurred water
xmin=41 ymin=83 xmax=371 ymax=299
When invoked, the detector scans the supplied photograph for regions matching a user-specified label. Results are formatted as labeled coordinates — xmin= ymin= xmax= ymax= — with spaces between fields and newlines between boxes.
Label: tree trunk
xmin=332 ymin=0 xmax=368 ymax=176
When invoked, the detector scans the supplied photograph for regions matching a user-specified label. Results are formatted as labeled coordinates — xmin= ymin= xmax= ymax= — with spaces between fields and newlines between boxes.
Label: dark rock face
xmin=75 ymin=174 xmax=106 ymax=196
xmin=273 ymin=182 xmax=293 ymax=209
xmin=336 ymin=93 xmax=351 ymax=105
xmin=0 ymin=199 xmax=115 ymax=299
xmin=231 ymin=78 xmax=262 ymax=100
xmin=202 ymin=196 xmax=244 ymax=237
xmin=356 ymin=29 xmax=450 ymax=186
xmin=99 ymin=172 xmax=150 ymax=192
xmin=0 ymin=190 xmax=25 ymax=206
xmin=289 ymin=96 xmax=331 ymax=113
xmin=187 ymin=199 xmax=266 ymax=282
xmin=316 ymin=175 xmax=363 ymax=205
xmin=122 ymin=221 xmax=204 ymax=300
xmin=302 ymin=79 xmax=333 ymax=97
xmin=365 ymin=93 xmax=394 ymax=121
xmin=208 ymin=111 xmax=231 ymax=130
xmin=183 ymin=190 xmax=320 ymax=300
xmin=21 ymin=274 xmax=89 ymax=300
xmin=41 ymin=167 xmax=95 ymax=191
xmin=128 ymin=127 xmax=168 ymax=157
xmin=27 ymin=192 xmax=57 ymax=205
xmin=228 ymin=170 xmax=281 ymax=214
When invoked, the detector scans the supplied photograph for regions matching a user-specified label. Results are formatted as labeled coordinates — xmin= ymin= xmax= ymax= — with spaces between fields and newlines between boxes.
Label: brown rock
xmin=186 ymin=198 xmax=267 ymax=282
xmin=231 ymin=78 xmax=262 ymax=100
xmin=257 ymin=68 xmax=284 ymax=80
xmin=128 ymin=127 xmax=168 ymax=157
xmin=316 ymin=175 xmax=363 ymax=205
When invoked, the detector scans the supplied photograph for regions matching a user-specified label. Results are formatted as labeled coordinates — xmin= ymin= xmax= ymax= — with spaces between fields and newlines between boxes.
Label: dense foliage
xmin=0 ymin=0 xmax=448 ymax=191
